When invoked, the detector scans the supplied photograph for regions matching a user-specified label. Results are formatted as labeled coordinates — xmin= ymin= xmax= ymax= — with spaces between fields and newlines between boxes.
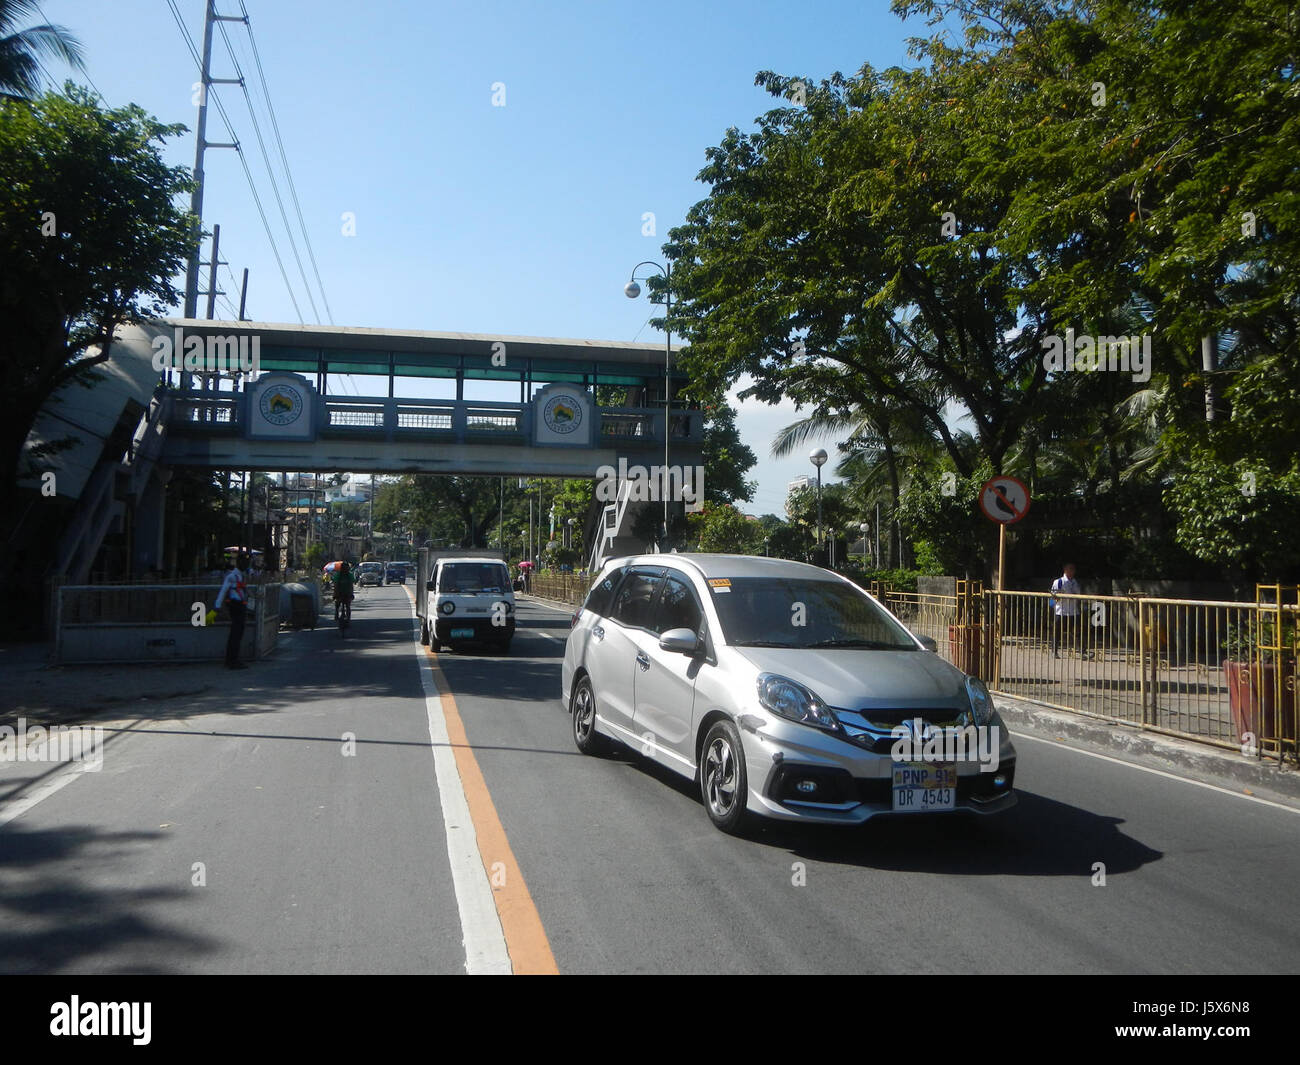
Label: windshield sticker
xmin=708 ymin=578 xmax=732 ymax=593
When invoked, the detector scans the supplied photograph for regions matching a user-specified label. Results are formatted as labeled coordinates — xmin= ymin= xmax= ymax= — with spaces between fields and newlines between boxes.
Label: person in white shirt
xmin=215 ymin=553 xmax=250 ymax=669
xmin=1049 ymin=562 xmax=1090 ymax=659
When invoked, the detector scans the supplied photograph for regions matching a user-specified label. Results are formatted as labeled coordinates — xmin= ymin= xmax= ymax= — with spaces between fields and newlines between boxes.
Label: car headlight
xmin=966 ymin=676 xmax=996 ymax=726
xmin=756 ymin=673 xmax=840 ymax=732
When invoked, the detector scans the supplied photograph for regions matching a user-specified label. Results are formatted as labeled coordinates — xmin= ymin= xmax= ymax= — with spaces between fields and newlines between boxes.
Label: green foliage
xmin=665 ymin=0 xmax=1299 ymax=584
xmin=0 ymin=86 xmax=195 ymax=512
xmin=686 ymin=504 xmax=765 ymax=555
xmin=894 ymin=461 xmax=993 ymax=577
xmin=302 ymin=542 xmax=326 ymax=572
xmin=0 ymin=3 xmax=86 ymax=98
xmin=911 ymin=540 xmax=946 ymax=576
xmin=697 ymin=395 xmax=757 ymax=505
xmin=1165 ymin=452 xmax=1300 ymax=584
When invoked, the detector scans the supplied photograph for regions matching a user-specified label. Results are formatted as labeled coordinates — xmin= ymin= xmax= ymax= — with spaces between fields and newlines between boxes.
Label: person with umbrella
xmin=329 ymin=561 xmax=355 ymax=631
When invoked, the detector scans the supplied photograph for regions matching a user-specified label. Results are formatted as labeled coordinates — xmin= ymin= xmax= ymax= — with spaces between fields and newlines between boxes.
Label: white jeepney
xmin=416 ymin=548 xmax=515 ymax=653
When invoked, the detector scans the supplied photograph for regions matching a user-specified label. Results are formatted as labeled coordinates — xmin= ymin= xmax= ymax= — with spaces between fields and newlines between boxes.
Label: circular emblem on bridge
xmin=258 ymin=384 xmax=304 ymax=427
xmin=542 ymin=393 xmax=583 ymax=435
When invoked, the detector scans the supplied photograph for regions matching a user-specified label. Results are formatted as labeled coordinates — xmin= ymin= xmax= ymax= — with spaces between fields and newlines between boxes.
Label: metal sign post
xmin=978 ymin=476 xmax=1031 ymax=689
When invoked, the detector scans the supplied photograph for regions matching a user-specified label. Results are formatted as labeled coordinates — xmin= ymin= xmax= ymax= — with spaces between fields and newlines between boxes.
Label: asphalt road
xmin=2 ymin=585 xmax=1298 ymax=974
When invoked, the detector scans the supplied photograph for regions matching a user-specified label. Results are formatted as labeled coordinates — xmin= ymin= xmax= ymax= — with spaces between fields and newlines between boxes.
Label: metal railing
xmin=877 ymin=586 xmax=1299 ymax=763
xmin=526 ymin=573 xmax=588 ymax=607
xmin=165 ymin=388 xmax=706 ymax=445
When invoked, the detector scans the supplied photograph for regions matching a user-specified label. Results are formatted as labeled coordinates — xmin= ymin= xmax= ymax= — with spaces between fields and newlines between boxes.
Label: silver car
xmin=561 ymin=554 xmax=1016 ymax=834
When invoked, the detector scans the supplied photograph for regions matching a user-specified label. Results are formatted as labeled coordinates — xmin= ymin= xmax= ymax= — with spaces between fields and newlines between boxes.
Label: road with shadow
xmin=2 ymin=586 xmax=1298 ymax=973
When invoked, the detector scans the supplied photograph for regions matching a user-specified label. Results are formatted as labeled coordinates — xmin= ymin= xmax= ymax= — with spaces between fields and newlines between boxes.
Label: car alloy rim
xmin=574 ymin=685 xmax=594 ymax=740
xmin=704 ymin=737 xmax=736 ymax=815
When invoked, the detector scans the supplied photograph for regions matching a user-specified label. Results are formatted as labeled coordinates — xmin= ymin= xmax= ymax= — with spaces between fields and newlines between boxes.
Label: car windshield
xmin=708 ymin=577 xmax=917 ymax=650
xmin=439 ymin=563 xmax=508 ymax=593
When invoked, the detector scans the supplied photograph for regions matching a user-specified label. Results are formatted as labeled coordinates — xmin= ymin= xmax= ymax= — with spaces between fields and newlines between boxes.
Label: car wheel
xmin=700 ymin=719 xmax=749 ymax=834
xmin=571 ymin=676 xmax=605 ymax=755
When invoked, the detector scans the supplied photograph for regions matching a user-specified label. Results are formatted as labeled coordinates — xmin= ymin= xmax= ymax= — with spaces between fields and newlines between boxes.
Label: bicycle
xmin=334 ymin=596 xmax=352 ymax=635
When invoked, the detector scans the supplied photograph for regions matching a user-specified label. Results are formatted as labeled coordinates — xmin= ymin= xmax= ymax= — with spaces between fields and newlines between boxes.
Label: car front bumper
xmin=736 ymin=713 xmax=1017 ymax=824
xmin=433 ymin=617 xmax=516 ymax=643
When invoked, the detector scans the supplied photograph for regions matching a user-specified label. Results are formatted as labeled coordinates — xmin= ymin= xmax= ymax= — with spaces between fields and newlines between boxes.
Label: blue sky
xmin=39 ymin=0 xmax=939 ymax=517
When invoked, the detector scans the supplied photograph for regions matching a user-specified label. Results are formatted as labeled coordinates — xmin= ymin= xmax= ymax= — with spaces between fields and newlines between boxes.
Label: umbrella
xmin=517 ymin=560 xmax=534 ymax=571
xmin=323 ymin=561 xmax=345 ymax=574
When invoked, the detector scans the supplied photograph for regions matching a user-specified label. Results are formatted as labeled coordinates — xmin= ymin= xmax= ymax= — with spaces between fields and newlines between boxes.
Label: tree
xmin=698 ymin=395 xmax=757 ymax=505
xmin=1 ymin=87 xmax=195 ymax=525
xmin=686 ymin=504 xmax=765 ymax=555
xmin=0 ymin=1 xmax=85 ymax=99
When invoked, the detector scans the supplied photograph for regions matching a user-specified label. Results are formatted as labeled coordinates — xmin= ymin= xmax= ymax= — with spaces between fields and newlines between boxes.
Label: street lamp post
xmin=810 ymin=448 xmax=828 ymax=558
xmin=625 ymin=261 xmax=672 ymax=547
xmin=860 ymin=521 xmax=870 ymax=564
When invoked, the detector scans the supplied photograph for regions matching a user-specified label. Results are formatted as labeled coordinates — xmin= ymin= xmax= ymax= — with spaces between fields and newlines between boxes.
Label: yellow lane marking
xmin=407 ymin=588 xmax=558 ymax=973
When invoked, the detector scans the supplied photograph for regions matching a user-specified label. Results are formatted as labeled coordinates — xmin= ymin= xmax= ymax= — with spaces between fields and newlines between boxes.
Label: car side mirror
xmin=426 ymin=580 xmax=436 ymax=592
xmin=659 ymin=627 xmax=700 ymax=655
xmin=914 ymin=632 xmax=938 ymax=652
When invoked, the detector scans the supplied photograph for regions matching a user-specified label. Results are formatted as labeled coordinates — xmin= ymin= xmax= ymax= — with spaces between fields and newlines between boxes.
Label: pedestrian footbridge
xmin=137 ymin=320 xmax=701 ymax=478
xmin=21 ymin=319 xmax=701 ymax=583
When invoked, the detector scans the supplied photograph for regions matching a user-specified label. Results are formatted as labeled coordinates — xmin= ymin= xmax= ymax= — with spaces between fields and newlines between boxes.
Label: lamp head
xmin=624 ymin=280 xmax=642 ymax=299
xmin=810 ymin=448 xmax=828 ymax=468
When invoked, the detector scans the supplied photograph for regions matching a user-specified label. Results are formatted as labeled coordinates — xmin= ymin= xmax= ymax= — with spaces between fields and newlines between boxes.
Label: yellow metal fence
xmin=880 ymin=587 xmax=1298 ymax=763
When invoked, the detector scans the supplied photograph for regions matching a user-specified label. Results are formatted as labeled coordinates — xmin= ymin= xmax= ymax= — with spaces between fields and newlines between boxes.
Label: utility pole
xmin=183 ymin=0 xmax=244 ymax=320
xmin=204 ymin=222 xmax=223 ymax=319
xmin=238 ymin=267 xmax=249 ymax=320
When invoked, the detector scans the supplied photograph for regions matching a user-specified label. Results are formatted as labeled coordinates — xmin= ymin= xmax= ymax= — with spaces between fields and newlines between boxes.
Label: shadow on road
xmin=0 ymin=822 xmax=216 ymax=974
xmin=603 ymin=749 xmax=1163 ymax=878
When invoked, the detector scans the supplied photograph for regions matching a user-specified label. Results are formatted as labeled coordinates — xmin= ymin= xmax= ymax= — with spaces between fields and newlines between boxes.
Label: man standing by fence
xmin=215 ymin=554 xmax=250 ymax=670
xmin=1050 ymin=562 xmax=1090 ymax=659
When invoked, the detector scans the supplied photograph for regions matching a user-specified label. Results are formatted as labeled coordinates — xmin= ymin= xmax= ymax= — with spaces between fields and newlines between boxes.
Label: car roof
xmin=604 ymin=553 xmax=846 ymax=583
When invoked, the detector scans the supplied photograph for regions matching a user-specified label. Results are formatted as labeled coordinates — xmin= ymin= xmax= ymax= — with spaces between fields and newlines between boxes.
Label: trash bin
xmin=280 ymin=582 xmax=316 ymax=630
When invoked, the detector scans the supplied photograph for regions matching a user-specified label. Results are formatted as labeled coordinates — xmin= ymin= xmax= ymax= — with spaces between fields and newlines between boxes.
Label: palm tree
xmin=0 ymin=0 xmax=85 ymax=99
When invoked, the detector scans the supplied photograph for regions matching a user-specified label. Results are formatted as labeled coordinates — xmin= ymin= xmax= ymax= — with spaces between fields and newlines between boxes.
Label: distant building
xmin=787 ymin=475 xmax=812 ymax=493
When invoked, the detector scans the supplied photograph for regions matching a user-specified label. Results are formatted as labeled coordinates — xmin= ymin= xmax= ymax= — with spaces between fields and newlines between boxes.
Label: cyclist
xmin=331 ymin=561 xmax=355 ymax=624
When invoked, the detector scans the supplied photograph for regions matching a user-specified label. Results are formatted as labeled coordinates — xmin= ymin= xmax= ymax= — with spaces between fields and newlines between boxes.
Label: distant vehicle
xmin=385 ymin=562 xmax=407 ymax=585
xmin=356 ymin=562 xmax=384 ymax=587
xmin=561 ymin=554 xmax=1016 ymax=834
xmin=415 ymin=549 xmax=514 ymax=653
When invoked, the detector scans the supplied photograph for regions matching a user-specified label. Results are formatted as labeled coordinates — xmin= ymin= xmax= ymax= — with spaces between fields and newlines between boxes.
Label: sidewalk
xmin=0 ymin=640 xmax=227 ymax=727
xmin=994 ymin=691 xmax=1300 ymax=804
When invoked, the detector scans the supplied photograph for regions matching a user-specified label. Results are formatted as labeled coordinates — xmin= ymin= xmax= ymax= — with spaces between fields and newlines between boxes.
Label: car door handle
xmin=592 ymin=625 xmax=605 ymax=641
xmin=636 ymin=651 xmax=650 ymax=671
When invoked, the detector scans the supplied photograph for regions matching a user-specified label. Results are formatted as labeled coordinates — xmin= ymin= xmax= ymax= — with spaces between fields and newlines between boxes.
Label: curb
xmin=994 ymin=691 xmax=1300 ymax=803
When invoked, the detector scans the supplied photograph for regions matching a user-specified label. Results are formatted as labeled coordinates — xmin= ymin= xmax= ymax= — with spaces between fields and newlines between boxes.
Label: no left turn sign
xmin=979 ymin=476 xmax=1031 ymax=524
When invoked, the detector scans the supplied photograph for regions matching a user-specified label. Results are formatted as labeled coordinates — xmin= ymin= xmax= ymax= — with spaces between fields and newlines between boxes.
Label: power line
xmin=32 ymin=1 xmax=105 ymax=99
xmin=165 ymin=0 xmax=304 ymax=323
xmin=217 ymin=15 xmax=320 ymax=322
xmin=239 ymin=0 xmax=333 ymax=324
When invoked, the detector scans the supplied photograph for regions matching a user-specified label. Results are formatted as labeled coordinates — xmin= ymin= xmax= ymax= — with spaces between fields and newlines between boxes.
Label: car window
xmin=652 ymin=575 xmax=703 ymax=636
xmin=583 ymin=567 xmax=624 ymax=618
xmin=610 ymin=570 xmax=663 ymax=630
xmin=708 ymin=577 xmax=917 ymax=649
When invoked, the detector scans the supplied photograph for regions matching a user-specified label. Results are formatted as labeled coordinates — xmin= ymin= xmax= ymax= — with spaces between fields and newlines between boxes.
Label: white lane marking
xmin=0 ymin=762 xmax=92 ymax=827
xmin=407 ymin=599 xmax=512 ymax=974
xmin=1010 ymin=731 xmax=1300 ymax=815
